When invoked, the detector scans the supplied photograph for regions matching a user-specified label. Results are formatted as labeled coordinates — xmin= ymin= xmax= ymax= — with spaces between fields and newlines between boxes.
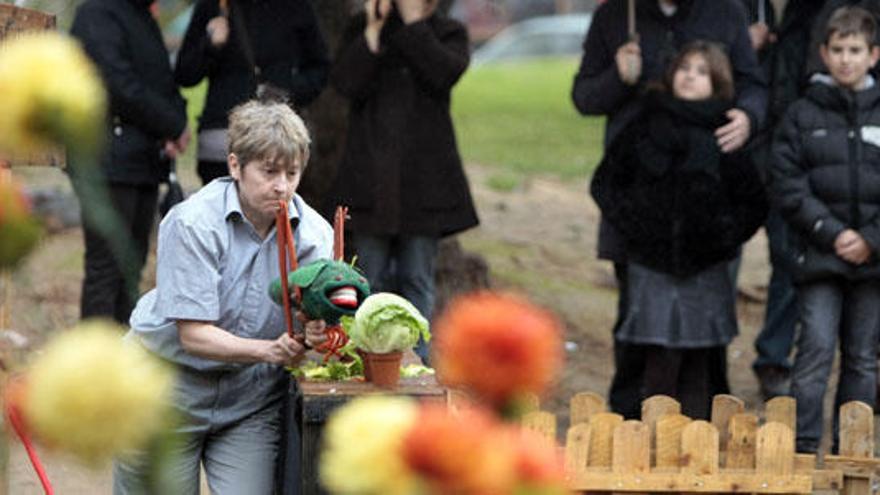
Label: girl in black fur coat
xmin=591 ymin=41 xmax=767 ymax=418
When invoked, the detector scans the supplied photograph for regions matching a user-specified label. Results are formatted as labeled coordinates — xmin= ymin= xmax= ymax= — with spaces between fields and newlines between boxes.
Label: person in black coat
xmin=572 ymin=0 xmax=767 ymax=419
xmin=740 ymin=0 xmax=826 ymax=401
xmin=70 ymin=0 xmax=189 ymax=324
xmin=329 ymin=0 xmax=479 ymax=362
xmin=772 ymin=7 xmax=880 ymax=453
xmin=175 ymin=0 xmax=330 ymax=184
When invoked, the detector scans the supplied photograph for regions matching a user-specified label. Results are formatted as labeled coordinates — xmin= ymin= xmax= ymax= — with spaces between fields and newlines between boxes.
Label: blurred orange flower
xmin=401 ymin=403 xmax=515 ymax=494
xmin=433 ymin=292 xmax=564 ymax=409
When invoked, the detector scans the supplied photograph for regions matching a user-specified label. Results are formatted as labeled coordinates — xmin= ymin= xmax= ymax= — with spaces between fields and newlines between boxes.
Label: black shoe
xmin=754 ymin=365 xmax=791 ymax=401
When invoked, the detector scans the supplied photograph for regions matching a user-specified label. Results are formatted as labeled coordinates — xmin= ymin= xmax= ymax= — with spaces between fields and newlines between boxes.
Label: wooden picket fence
xmin=521 ymin=393 xmax=880 ymax=495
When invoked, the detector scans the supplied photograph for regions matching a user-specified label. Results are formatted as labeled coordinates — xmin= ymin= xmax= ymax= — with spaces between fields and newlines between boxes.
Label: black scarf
xmin=637 ymin=92 xmax=730 ymax=180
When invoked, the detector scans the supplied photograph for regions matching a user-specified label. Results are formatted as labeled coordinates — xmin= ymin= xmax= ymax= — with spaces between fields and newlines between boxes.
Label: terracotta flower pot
xmin=359 ymin=350 xmax=403 ymax=388
xmin=356 ymin=348 xmax=372 ymax=381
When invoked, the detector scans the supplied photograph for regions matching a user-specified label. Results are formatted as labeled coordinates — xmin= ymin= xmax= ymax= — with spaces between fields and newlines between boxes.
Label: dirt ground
xmin=0 ymin=163 xmax=834 ymax=492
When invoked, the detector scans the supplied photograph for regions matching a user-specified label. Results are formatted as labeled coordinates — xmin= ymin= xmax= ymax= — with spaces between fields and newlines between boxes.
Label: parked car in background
xmin=163 ymin=3 xmax=193 ymax=54
xmin=472 ymin=13 xmax=591 ymax=65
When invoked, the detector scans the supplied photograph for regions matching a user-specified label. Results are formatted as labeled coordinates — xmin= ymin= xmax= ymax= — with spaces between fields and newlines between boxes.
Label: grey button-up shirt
xmin=128 ymin=178 xmax=332 ymax=427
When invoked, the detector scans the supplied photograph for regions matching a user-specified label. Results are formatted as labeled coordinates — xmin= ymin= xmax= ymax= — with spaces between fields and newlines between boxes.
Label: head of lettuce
xmin=343 ymin=293 xmax=431 ymax=354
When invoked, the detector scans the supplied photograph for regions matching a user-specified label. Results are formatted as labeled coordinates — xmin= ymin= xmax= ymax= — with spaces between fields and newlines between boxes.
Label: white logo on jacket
xmin=861 ymin=126 xmax=880 ymax=147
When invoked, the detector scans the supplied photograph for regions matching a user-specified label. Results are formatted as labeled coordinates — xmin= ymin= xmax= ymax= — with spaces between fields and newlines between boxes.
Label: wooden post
xmin=0 ymin=167 xmax=7 ymax=495
xmin=588 ymin=412 xmax=624 ymax=468
xmin=725 ymin=413 xmax=758 ymax=469
xmin=521 ymin=392 xmax=540 ymax=413
xmin=570 ymin=391 xmax=606 ymax=427
xmin=642 ymin=395 xmax=681 ymax=429
xmin=756 ymin=422 xmax=795 ymax=476
xmin=612 ymin=421 xmax=650 ymax=495
xmin=711 ymin=394 xmax=744 ymax=452
xmin=641 ymin=395 xmax=680 ymax=467
xmin=764 ymin=396 xmax=796 ymax=433
xmin=836 ymin=401 xmax=874 ymax=495
xmin=681 ymin=421 xmax=719 ymax=475
xmin=655 ymin=413 xmax=691 ymax=469
xmin=522 ymin=410 xmax=556 ymax=442
xmin=839 ymin=401 xmax=873 ymax=458
xmin=612 ymin=420 xmax=651 ymax=473
xmin=565 ymin=423 xmax=591 ymax=476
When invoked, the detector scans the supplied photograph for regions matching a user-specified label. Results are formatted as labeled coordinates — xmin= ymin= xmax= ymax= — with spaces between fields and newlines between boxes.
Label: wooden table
xmin=279 ymin=376 xmax=448 ymax=495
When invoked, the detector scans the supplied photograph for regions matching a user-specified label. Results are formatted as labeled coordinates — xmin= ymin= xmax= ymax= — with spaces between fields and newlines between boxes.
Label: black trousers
xmin=78 ymin=182 xmax=158 ymax=324
xmin=608 ymin=262 xmax=644 ymax=419
xmin=643 ymin=346 xmax=712 ymax=419
xmin=198 ymin=159 xmax=228 ymax=186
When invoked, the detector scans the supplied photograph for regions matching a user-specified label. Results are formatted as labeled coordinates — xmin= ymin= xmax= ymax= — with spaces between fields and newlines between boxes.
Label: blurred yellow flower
xmin=22 ymin=320 xmax=173 ymax=465
xmin=320 ymin=396 xmax=420 ymax=495
xmin=0 ymin=32 xmax=105 ymax=155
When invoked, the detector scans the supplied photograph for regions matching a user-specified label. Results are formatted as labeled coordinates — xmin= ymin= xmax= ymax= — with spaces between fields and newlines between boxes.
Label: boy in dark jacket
xmin=772 ymin=6 xmax=880 ymax=453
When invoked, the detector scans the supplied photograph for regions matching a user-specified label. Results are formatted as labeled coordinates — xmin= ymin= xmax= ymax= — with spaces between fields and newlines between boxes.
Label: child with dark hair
xmin=591 ymin=41 xmax=767 ymax=419
xmin=773 ymin=6 xmax=880 ymax=453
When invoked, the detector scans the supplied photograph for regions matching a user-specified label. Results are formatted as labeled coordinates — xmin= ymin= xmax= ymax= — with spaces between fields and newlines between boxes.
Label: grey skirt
xmin=616 ymin=261 xmax=738 ymax=348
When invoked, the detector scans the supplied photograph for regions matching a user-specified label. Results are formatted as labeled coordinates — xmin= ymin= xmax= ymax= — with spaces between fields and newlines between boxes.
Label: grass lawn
xmin=452 ymin=56 xmax=605 ymax=181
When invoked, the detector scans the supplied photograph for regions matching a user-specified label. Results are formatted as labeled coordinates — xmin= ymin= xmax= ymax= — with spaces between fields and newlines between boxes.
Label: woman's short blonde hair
xmin=227 ymin=100 xmax=311 ymax=169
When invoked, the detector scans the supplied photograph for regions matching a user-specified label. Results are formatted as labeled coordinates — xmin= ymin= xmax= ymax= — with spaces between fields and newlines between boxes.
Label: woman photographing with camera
xmin=329 ymin=0 xmax=479 ymax=363
xmin=175 ymin=0 xmax=330 ymax=185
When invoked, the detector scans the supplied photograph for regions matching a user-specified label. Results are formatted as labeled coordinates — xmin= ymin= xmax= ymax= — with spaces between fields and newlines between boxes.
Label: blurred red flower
xmin=433 ymin=291 xmax=564 ymax=409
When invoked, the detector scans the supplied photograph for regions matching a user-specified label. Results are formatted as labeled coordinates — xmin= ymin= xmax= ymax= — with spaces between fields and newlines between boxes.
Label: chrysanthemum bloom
xmin=21 ymin=320 xmax=173 ymax=465
xmin=402 ymin=403 xmax=516 ymax=494
xmin=509 ymin=428 xmax=568 ymax=495
xmin=0 ymin=177 xmax=41 ymax=268
xmin=320 ymin=396 xmax=419 ymax=495
xmin=0 ymin=32 xmax=105 ymax=156
xmin=433 ymin=292 xmax=564 ymax=411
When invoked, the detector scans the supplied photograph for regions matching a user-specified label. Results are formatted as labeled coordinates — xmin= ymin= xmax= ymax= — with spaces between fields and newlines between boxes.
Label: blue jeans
xmin=791 ymin=279 xmax=880 ymax=453
xmin=754 ymin=209 xmax=799 ymax=371
xmin=354 ymin=234 xmax=439 ymax=362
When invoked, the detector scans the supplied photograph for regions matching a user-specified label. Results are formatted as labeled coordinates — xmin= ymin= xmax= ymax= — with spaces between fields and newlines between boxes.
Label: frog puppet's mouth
xmin=327 ymin=286 xmax=359 ymax=309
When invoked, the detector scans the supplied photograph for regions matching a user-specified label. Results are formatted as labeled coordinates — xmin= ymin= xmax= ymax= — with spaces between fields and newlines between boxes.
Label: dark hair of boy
xmin=661 ymin=41 xmax=736 ymax=101
xmin=825 ymin=6 xmax=877 ymax=46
